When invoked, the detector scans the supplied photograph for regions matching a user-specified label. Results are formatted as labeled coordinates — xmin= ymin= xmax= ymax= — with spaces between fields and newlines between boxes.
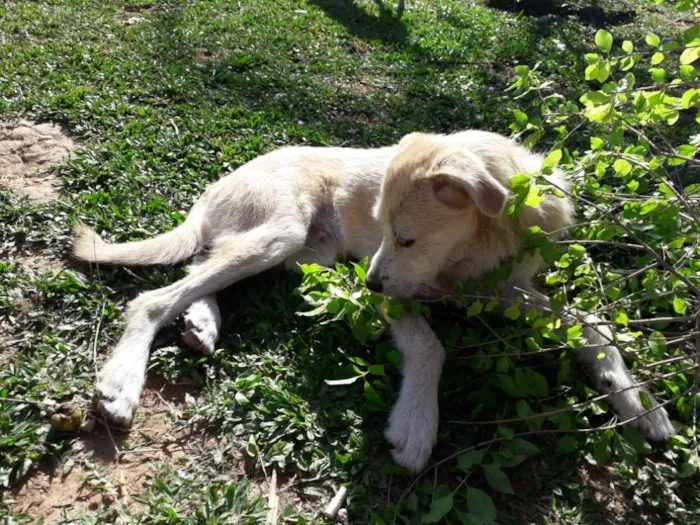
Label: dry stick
xmin=97 ymin=414 xmax=123 ymax=463
xmin=555 ymin=239 xmax=645 ymax=250
xmin=640 ymin=351 xmax=700 ymax=370
xmin=693 ymin=315 xmax=700 ymax=470
xmin=323 ymin=486 xmax=348 ymax=520
xmin=473 ymin=314 xmax=519 ymax=353
xmin=92 ymin=300 xmax=106 ymax=379
xmin=449 ymin=290 xmax=671 ymax=351
xmin=458 ymin=328 xmax=534 ymax=349
xmin=589 ymin=253 xmax=619 ymax=353
xmin=588 ymin=262 xmax=658 ymax=304
xmin=258 ymin=448 xmax=270 ymax=487
xmin=628 ymin=316 xmax=694 ymax=326
xmin=266 ymin=468 xmax=279 ymax=525
xmin=596 ymin=289 xmax=679 ymax=318
xmin=623 ymin=123 xmax=700 ymax=197
xmin=393 ymin=392 xmax=682 ymax=523
xmin=443 ymin=366 xmax=693 ymax=426
xmin=457 ymin=332 xmax=698 ymax=362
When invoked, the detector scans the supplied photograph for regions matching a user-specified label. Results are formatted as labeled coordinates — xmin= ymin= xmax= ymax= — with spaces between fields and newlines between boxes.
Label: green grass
xmin=1 ymin=0 xmax=699 ymax=523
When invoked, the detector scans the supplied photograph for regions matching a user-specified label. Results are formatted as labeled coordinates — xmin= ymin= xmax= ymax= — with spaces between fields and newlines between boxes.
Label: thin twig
xmin=536 ymin=177 xmax=700 ymax=299
xmin=442 ymin=366 xmax=693 ymax=427
xmin=393 ymin=393 xmax=682 ymax=523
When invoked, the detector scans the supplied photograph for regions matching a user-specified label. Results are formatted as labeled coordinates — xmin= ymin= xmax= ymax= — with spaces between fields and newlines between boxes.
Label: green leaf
xmin=645 ymin=33 xmax=660 ymax=47
xmin=680 ymin=46 xmax=700 ymax=65
xmin=584 ymin=53 xmax=601 ymax=64
xmin=351 ymin=320 xmax=368 ymax=343
xmin=590 ymin=137 xmax=604 ymax=150
xmin=650 ymin=52 xmax=664 ymax=65
xmin=580 ymin=91 xmax=611 ymax=107
xmin=649 ymin=68 xmax=666 ymax=83
xmin=524 ymin=184 xmax=545 ymax=209
xmin=592 ymin=432 xmax=612 ymax=465
xmin=499 ymin=375 xmax=526 ymax=398
xmin=673 ymin=295 xmax=688 ymax=315
xmin=457 ymin=450 xmax=483 ymax=472
xmin=387 ymin=350 xmax=401 ymax=367
xmin=614 ymin=433 xmax=637 ymax=469
xmin=526 ymin=369 xmax=548 ymax=397
xmin=684 ymin=25 xmax=700 ymax=45
xmin=353 ymin=262 xmax=367 ymax=283
xmin=622 ymin=427 xmax=652 ymax=455
xmin=364 ymin=381 xmax=385 ymax=409
xmin=557 ymin=436 xmax=577 ymax=454
xmin=513 ymin=109 xmax=528 ymax=126
xmin=508 ymin=439 xmax=541 ymax=457
xmin=613 ymin=159 xmax=632 ymax=176
xmin=585 ymin=102 xmax=612 ymax=122
xmin=620 ymin=56 xmax=634 ymax=71
xmin=542 ymin=149 xmax=563 ymax=170
xmin=622 ymin=40 xmax=633 ymax=53
xmin=483 ymin=464 xmax=514 ymax=494
xmin=677 ymin=144 xmax=697 ymax=157
xmin=498 ymin=425 xmax=515 ymax=440
xmin=368 ymin=364 xmax=385 ymax=376
xmin=680 ymin=459 xmax=697 ymax=478
xmin=681 ymin=89 xmax=699 ymax=109
xmin=595 ymin=29 xmax=613 ymax=53
xmin=614 ymin=310 xmax=629 ymax=326
xmin=421 ymin=493 xmax=453 ymax=523
xmin=467 ymin=300 xmax=483 ymax=318
xmin=649 ymin=331 xmax=667 ymax=355
xmin=467 ymin=488 xmax=496 ymax=525
xmin=567 ymin=324 xmax=583 ymax=339
xmin=679 ymin=65 xmax=697 ymax=81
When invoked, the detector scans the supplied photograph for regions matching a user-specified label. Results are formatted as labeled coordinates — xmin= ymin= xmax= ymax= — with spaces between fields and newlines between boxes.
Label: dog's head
xmin=366 ymin=132 xmax=509 ymax=299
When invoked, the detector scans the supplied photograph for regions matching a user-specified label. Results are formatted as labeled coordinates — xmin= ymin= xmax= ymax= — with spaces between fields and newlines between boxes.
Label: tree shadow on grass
xmin=484 ymin=0 xmax=635 ymax=27
xmin=307 ymin=0 xmax=409 ymax=46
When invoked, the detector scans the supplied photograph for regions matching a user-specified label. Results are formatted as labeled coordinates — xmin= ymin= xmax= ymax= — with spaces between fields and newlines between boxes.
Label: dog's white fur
xmin=74 ymin=130 xmax=674 ymax=473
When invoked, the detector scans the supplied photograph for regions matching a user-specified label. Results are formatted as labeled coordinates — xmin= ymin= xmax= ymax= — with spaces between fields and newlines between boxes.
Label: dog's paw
xmin=183 ymin=300 xmax=220 ymax=356
xmin=611 ymin=387 xmax=675 ymax=441
xmin=94 ymin=357 xmax=144 ymax=426
xmin=386 ymin=394 xmax=439 ymax=473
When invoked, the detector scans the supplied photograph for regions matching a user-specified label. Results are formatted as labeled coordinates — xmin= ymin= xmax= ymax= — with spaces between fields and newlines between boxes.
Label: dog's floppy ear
xmin=430 ymin=151 xmax=507 ymax=217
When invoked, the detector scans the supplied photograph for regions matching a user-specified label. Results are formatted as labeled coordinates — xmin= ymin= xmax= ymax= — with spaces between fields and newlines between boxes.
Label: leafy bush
xmin=299 ymin=4 xmax=700 ymax=522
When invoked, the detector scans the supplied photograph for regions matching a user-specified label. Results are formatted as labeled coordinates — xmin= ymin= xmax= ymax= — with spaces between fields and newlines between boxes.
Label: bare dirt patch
xmin=14 ymin=253 xmax=67 ymax=273
xmin=0 ymin=119 xmax=75 ymax=203
xmin=8 ymin=380 xmax=202 ymax=521
xmin=0 ymin=317 xmax=20 ymax=366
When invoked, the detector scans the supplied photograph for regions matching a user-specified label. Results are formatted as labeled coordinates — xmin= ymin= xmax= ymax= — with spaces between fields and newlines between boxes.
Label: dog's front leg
xmin=386 ymin=313 xmax=445 ymax=473
xmin=496 ymin=285 xmax=675 ymax=441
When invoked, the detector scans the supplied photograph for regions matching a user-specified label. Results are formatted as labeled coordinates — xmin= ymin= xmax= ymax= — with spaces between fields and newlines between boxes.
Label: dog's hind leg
xmin=182 ymin=255 xmax=222 ymax=356
xmin=495 ymin=285 xmax=675 ymax=441
xmin=95 ymin=221 xmax=307 ymax=425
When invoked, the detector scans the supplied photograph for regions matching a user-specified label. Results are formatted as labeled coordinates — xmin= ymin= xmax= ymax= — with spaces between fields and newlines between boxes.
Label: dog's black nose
xmin=366 ymin=274 xmax=383 ymax=293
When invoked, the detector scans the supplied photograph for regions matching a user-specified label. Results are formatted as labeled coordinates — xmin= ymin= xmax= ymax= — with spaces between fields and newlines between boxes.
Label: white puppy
xmin=74 ymin=130 xmax=674 ymax=473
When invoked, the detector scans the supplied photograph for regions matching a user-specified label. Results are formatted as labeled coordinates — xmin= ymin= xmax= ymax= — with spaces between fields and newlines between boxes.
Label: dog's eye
xmin=397 ymin=238 xmax=415 ymax=248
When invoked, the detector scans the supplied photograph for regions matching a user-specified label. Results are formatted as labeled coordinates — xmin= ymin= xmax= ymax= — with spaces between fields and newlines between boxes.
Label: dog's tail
xmin=73 ymin=213 xmax=209 ymax=266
